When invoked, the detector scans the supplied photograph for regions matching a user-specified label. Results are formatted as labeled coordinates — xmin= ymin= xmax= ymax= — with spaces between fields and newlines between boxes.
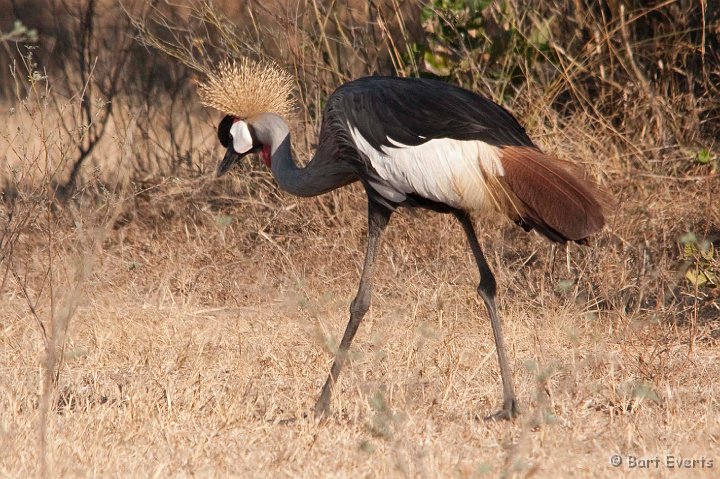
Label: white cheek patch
xmin=229 ymin=120 xmax=253 ymax=153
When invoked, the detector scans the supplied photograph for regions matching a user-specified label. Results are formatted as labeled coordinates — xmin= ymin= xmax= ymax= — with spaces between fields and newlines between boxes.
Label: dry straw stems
xmin=2 ymin=0 xmax=719 ymax=477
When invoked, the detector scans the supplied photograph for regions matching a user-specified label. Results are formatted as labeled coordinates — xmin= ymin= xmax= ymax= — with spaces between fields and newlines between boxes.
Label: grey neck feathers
xmin=251 ymin=113 xmax=356 ymax=197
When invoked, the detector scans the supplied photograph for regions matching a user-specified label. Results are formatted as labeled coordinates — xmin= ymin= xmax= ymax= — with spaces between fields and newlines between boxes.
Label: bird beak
xmin=216 ymin=148 xmax=243 ymax=177
xmin=216 ymin=146 xmax=262 ymax=177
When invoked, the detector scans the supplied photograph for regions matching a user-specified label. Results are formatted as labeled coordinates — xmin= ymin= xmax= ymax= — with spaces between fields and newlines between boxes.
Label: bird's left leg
xmin=453 ymin=210 xmax=519 ymax=421
xmin=313 ymin=199 xmax=392 ymax=418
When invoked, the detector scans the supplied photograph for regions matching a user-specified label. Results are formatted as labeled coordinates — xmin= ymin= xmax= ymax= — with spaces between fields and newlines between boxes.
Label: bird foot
xmin=483 ymin=397 xmax=520 ymax=422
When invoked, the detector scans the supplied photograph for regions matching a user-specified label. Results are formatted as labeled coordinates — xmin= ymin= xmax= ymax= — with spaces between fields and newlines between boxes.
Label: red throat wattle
xmin=261 ymin=145 xmax=272 ymax=167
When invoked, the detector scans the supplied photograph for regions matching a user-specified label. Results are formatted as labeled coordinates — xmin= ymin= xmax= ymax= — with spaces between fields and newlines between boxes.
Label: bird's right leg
xmin=313 ymin=199 xmax=392 ymax=418
xmin=453 ymin=211 xmax=519 ymax=421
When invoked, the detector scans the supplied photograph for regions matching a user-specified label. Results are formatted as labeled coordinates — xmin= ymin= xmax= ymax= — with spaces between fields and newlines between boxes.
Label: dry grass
xmin=1 ymin=172 xmax=719 ymax=477
xmin=2 ymin=0 xmax=719 ymax=477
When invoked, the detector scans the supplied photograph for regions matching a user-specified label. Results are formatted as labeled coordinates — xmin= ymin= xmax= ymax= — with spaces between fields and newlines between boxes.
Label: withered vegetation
xmin=1 ymin=1 xmax=718 ymax=477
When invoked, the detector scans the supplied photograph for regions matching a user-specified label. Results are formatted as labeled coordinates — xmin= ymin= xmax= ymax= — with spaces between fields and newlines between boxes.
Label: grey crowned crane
xmin=198 ymin=59 xmax=609 ymax=421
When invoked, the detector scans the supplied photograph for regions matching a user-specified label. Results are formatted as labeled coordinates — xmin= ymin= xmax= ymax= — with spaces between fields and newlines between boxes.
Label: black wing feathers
xmin=326 ymin=77 xmax=535 ymax=152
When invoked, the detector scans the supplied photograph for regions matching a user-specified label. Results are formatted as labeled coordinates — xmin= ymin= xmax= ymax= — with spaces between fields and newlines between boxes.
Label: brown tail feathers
xmin=493 ymin=146 xmax=611 ymax=243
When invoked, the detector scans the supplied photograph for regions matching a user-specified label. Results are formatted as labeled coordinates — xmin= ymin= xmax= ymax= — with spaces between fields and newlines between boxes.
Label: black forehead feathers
xmin=217 ymin=115 xmax=236 ymax=148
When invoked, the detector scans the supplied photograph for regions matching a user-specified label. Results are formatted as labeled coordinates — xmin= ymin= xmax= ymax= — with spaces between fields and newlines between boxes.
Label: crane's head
xmin=216 ymin=115 xmax=264 ymax=175
xmin=197 ymin=58 xmax=295 ymax=176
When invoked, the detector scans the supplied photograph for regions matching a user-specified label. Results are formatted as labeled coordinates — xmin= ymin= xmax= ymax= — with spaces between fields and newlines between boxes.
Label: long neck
xmin=253 ymin=113 xmax=356 ymax=197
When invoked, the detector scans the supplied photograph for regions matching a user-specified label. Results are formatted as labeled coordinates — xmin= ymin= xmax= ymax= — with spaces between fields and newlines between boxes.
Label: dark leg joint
xmin=349 ymin=295 xmax=370 ymax=318
xmin=477 ymin=276 xmax=497 ymax=300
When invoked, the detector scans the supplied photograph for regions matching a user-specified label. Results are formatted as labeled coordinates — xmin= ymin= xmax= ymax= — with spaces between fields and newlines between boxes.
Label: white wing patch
xmin=386 ymin=137 xmax=409 ymax=148
xmin=349 ymin=126 xmax=504 ymax=210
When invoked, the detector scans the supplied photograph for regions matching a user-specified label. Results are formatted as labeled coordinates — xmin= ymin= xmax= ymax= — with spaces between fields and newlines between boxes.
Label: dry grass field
xmin=1 ymin=0 xmax=719 ymax=477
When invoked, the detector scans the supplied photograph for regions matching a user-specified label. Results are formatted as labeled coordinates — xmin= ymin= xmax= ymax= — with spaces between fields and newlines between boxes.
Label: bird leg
xmin=314 ymin=200 xmax=392 ymax=418
xmin=454 ymin=211 xmax=519 ymax=421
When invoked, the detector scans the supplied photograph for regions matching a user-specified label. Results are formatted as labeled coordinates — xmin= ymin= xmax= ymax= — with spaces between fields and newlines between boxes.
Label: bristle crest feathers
xmin=197 ymin=58 xmax=295 ymax=119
